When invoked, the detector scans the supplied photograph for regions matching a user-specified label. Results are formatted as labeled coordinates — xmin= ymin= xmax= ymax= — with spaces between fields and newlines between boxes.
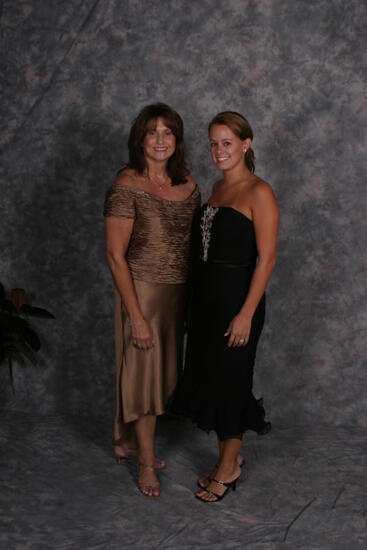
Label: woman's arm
xmin=105 ymin=216 xmax=153 ymax=351
xmin=225 ymin=181 xmax=279 ymax=347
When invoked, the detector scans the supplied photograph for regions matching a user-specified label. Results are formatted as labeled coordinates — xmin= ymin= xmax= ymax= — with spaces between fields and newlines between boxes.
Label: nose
xmin=157 ymin=132 xmax=164 ymax=143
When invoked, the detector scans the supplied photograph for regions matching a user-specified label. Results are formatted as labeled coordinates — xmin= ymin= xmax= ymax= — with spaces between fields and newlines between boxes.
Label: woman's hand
xmin=224 ymin=313 xmax=252 ymax=347
xmin=130 ymin=319 xmax=154 ymax=351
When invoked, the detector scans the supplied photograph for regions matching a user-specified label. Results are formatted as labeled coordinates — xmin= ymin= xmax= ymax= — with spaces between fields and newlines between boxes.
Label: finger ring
xmin=239 ymin=338 xmax=245 ymax=343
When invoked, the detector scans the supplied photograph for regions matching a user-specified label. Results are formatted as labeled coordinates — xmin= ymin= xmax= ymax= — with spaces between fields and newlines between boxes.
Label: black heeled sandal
xmin=195 ymin=474 xmax=241 ymax=503
xmin=197 ymin=458 xmax=245 ymax=489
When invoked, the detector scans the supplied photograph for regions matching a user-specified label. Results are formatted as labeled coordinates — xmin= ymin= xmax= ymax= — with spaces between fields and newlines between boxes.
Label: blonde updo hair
xmin=208 ymin=111 xmax=255 ymax=173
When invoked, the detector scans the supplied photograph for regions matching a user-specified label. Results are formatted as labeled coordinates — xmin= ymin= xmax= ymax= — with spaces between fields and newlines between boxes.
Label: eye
xmin=147 ymin=130 xmax=156 ymax=136
xmin=224 ymin=141 xmax=231 ymax=146
xmin=165 ymin=129 xmax=173 ymax=136
xmin=210 ymin=142 xmax=217 ymax=148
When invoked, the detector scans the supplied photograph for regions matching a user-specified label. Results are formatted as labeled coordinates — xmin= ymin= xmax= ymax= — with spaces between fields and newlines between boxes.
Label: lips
xmin=216 ymin=157 xmax=229 ymax=162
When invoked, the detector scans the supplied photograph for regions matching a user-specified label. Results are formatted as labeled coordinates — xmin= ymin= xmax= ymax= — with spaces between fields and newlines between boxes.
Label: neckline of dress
xmin=114 ymin=182 xmax=199 ymax=204
xmin=205 ymin=203 xmax=253 ymax=224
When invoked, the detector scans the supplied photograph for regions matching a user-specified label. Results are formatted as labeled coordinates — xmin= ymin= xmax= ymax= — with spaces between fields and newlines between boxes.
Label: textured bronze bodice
xmin=104 ymin=183 xmax=200 ymax=283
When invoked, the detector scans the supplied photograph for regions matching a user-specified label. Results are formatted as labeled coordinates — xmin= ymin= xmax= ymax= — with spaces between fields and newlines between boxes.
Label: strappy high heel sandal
xmin=197 ymin=457 xmax=245 ymax=489
xmin=195 ymin=475 xmax=240 ymax=503
xmin=138 ymin=463 xmax=160 ymax=497
xmin=113 ymin=440 xmax=166 ymax=469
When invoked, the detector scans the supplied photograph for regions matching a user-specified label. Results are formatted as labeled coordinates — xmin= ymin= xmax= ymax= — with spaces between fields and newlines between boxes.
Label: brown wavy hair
xmin=208 ymin=111 xmax=256 ymax=173
xmin=127 ymin=102 xmax=188 ymax=185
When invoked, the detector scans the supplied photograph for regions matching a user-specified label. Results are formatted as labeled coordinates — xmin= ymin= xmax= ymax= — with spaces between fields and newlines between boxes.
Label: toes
xmin=140 ymin=483 xmax=160 ymax=497
xmin=196 ymin=490 xmax=215 ymax=502
xmin=155 ymin=458 xmax=165 ymax=470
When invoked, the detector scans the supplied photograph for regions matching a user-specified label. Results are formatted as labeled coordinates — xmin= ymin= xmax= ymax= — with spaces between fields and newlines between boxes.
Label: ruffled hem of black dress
xmin=172 ymin=396 xmax=271 ymax=441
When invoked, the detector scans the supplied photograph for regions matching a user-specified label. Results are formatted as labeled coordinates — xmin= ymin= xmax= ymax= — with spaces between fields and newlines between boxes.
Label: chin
xmin=147 ymin=152 xmax=171 ymax=162
xmin=217 ymin=162 xmax=232 ymax=171
xmin=155 ymin=154 xmax=172 ymax=162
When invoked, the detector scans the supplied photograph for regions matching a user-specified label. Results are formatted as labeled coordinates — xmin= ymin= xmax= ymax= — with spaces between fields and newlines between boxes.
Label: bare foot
xmin=138 ymin=464 xmax=160 ymax=497
xmin=197 ymin=464 xmax=219 ymax=490
xmin=196 ymin=465 xmax=241 ymax=502
xmin=114 ymin=445 xmax=165 ymax=469
xmin=198 ymin=455 xmax=244 ymax=489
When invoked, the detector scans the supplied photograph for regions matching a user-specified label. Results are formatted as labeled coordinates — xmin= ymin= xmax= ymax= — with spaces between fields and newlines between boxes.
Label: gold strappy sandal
xmin=138 ymin=463 xmax=160 ymax=497
xmin=113 ymin=440 xmax=166 ymax=469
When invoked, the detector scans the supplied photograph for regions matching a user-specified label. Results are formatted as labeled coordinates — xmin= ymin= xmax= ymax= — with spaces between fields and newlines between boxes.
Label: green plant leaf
xmin=10 ymin=351 xmax=26 ymax=365
xmin=0 ymin=299 xmax=15 ymax=314
xmin=8 ymin=357 xmax=15 ymax=394
xmin=1 ymin=330 xmax=23 ymax=358
xmin=2 ymin=338 xmax=25 ymax=359
xmin=24 ymin=326 xmax=41 ymax=351
xmin=1 ymin=333 xmax=19 ymax=350
xmin=0 ymin=311 xmax=12 ymax=326
xmin=21 ymin=304 xmax=55 ymax=319
xmin=17 ymin=341 xmax=38 ymax=366
xmin=0 ymin=314 xmax=27 ymax=335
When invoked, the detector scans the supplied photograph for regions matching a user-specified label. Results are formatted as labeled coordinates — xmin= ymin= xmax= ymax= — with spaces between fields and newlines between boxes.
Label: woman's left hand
xmin=224 ymin=313 xmax=252 ymax=347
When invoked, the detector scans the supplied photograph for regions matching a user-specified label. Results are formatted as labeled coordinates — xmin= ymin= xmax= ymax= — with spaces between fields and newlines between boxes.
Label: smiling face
xmin=142 ymin=117 xmax=176 ymax=163
xmin=209 ymin=124 xmax=250 ymax=172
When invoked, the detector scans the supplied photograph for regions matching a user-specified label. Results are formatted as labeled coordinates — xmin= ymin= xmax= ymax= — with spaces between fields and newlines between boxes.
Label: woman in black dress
xmin=175 ymin=111 xmax=279 ymax=502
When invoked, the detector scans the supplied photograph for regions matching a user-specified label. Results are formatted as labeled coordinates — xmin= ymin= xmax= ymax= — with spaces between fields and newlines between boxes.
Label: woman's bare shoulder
xmin=250 ymin=177 xmax=278 ymax=215
xmin=250 ymin=176 xmax=276 ymax=199
xmin=114 ymin=168 xmax=141 ymax=188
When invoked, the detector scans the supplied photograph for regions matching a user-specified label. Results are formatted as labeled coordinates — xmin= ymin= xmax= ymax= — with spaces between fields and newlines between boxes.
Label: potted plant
xmin=0 ymin=283 xmax=55 ymax=392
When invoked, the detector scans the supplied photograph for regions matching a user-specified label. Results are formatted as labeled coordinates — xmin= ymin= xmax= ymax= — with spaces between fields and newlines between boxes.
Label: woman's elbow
xmin=269 ymin=256 xmax=276 ymax=270
xmin=106 ymin=249 xmax=124 ymax=268
xmin=259 ymin=256 xmax=276 ymax=271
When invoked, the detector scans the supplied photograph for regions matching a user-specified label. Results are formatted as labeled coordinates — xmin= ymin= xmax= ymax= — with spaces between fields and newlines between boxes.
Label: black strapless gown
xmin=174 ymin=204 xmax=271 ymax=440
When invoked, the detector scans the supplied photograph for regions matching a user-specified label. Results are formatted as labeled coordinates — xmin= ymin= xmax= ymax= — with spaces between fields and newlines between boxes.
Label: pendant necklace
xmin=147 ymin=172 xmax=170 ymax=190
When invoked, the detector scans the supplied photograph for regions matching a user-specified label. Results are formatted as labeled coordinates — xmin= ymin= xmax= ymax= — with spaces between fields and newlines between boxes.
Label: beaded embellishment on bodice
xmin=200 ymin=205 xmax=218 ymax=262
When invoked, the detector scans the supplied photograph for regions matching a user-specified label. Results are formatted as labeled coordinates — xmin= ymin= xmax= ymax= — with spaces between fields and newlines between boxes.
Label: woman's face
xmin=209 ymin=124 xmax=249 ymax=172
xmin=143 ymin=117 xmax=176 ymax=163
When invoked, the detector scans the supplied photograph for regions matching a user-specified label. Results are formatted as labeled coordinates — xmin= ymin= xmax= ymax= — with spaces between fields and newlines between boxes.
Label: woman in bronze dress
xmin=104 ymin=103 xmax=199 ymax=497
xmin=174 ymin=111 xmax=279 ymax=502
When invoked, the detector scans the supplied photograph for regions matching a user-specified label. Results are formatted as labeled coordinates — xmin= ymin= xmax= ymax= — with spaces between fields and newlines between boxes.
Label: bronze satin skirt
xmin=113 ymin=279 xmax=187 ymax=445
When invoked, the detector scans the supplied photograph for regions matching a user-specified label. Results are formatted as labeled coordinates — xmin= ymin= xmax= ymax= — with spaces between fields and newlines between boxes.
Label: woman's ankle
xmin=138 ymin=452 xmax=155 ymax=466
xmin=216 ymin=460 xmax=240 ymax=479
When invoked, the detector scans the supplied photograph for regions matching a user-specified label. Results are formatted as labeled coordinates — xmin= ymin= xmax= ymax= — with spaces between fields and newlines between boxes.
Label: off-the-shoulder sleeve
xmin=103 ymin=184 xmax=136 ymax=219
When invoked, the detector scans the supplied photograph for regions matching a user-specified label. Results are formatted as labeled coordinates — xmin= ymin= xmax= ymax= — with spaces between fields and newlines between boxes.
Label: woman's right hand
xmin=130 ymin=318 xmax=154 ymax=351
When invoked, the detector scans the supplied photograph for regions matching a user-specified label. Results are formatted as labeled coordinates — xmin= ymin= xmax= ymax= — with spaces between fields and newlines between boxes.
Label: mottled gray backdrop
xmin=1 ymin=0 xmax=366 ymax=428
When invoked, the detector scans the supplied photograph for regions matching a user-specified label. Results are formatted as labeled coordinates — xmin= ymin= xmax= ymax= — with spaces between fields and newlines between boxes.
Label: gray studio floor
xmin=0 ymin=411 xmax=366 ymax=550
